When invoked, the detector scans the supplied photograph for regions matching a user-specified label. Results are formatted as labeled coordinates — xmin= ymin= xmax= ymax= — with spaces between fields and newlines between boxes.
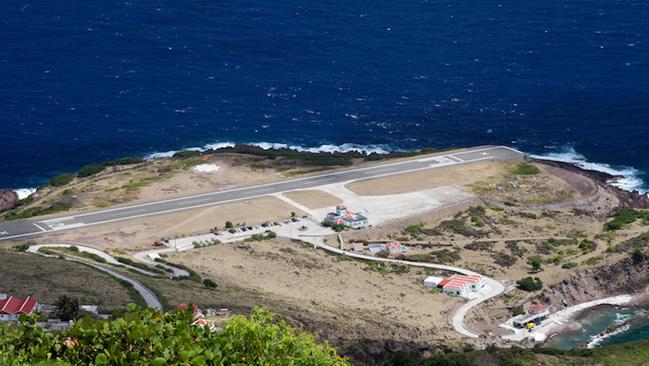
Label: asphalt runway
xmin=0 ymin=145 xmax=522 ymax=241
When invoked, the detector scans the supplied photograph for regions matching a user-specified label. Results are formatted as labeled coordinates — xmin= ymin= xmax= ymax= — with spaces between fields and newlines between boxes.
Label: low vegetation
xmin=511 ymin=162 xmax=541 ymax=176
xmin=4 ymin=202 xmax=72 ymax=220
xmin=381 ymin=340 xmax=649 ymax=366
xmin=0 ymin=306 xmax=348 ymax=365
xmin=516 ymin=276 xmax=543 ymax=291
xmin=605 ymin=208 xmax=649 ymax=231
xmin=49 ymin=172 xmax=75 ymax=187
xmin=77 ymin=163 xmax=106 ymax=178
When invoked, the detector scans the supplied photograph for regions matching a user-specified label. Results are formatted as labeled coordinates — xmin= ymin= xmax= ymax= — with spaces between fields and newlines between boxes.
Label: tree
xmin=527 ymin=256 xmax=543 ymax=272
xmin=516 ymin=277 xmax=543 ymax=291
xmin=225 ymin=221 xmax=233 ymax=229
xmin=54 ymin=295 xmax=79 ymax=321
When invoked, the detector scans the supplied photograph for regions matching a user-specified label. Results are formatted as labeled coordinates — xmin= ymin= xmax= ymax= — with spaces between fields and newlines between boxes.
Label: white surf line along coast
xmin=0 ymin=145 xmax=523 ymax=241
xmin=27 ymin=244 xmax=163 ymax=309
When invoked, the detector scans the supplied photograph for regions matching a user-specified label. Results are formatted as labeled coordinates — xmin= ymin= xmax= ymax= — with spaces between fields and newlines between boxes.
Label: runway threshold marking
xmin=33 ymin=223 xmax=49 ymax=232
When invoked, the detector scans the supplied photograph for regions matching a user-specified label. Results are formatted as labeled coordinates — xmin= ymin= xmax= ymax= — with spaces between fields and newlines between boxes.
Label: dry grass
xmin=21 ymin=196 xmax=305 ymax=250
xmin=165 ymin=237 xmax=463 ymax=343
xmin=284 ymin=190 xmax=343 ymax=209
xmin=0 ymin=251 xmax=131 ymax=310
xmin=345 ymin=160 xmax=512 ymax=196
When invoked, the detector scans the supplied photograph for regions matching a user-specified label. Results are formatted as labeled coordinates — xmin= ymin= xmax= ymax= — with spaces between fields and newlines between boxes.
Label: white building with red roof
xmin=437 ymin=274 xmax=485 ymax=297
xmin=0 ymin=294 xmax=39 ymax=321
xmin=324 ymin=205 xmax=368 ymax=229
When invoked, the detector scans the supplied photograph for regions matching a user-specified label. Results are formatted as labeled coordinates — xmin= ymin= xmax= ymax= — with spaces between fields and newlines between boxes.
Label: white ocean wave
xmin=145 ymin=141 xmax=396 ymax=160
xmin=531 ymin=146 xmax=647 ymax=194
xmin=586 ymin=323 xmax=631 ymax=349
xmin=13 ymin=188 xmax=37 ymax=200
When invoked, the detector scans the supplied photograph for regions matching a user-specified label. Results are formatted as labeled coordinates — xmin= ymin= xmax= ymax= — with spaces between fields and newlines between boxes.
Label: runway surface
xmin=0 ymin=146 xmax=522 ymax=241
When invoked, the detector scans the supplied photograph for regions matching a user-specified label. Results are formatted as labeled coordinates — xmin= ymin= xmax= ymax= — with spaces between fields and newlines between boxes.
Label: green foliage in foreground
xmin=511 ymin=162 xmax=541 ymax=176
xmin=605 ymin=208 xmax=649 ymax=231
xmin=0 ymin=306 xmax=348 ymax=366
xmin=381 ymin=341 xmax=649 ymax=366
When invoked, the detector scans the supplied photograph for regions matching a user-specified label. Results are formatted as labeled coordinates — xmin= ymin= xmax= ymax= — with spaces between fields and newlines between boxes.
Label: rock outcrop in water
xmin=0 ymin=189 xmax=18 ymax=210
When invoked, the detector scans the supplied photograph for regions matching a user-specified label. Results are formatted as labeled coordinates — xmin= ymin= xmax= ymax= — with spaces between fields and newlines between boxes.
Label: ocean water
xmin=546 ymin=306 xmax=649 ymax=350
xmin=1 ymin=1 xmax=649 ymax=193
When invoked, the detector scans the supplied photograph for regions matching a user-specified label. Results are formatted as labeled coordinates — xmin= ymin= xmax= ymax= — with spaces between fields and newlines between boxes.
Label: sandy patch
xmin=346 ymin=160 xmax=511 ymax=196
xmin=283 ymin=190 xmax=343 ymax=209
xmin=193 ymin=164 xmax=221 ymax=173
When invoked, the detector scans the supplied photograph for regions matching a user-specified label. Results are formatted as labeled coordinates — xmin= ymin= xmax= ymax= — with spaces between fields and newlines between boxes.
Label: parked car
xmin=228 ymin=229 xmax=236 ymax=234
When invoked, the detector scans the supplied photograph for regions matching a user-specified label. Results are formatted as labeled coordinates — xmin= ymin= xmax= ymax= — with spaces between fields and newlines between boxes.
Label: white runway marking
xmin=0 ymin=231 xmax=8 ymax=235
xmin=33 ymin=223 xmax=48 ymax=232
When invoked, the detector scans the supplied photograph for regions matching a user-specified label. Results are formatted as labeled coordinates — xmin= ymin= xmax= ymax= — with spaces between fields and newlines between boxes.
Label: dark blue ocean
xmin=2 ymin=0 xmax=649 ymax=194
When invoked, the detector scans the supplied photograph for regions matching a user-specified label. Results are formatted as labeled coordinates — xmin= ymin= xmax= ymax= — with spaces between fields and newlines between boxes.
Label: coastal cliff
xmin=0 ymin=189 xmax=18 ymax=210
xmin=530 ymin=158 xmax=649 ymax=210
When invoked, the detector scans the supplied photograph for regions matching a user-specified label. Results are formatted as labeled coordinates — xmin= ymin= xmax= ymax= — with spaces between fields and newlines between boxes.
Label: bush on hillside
xmin=511 ymin=162 xmax=540 ymax=175
xmin=102 ymin=156 xmax=144 ymax=166
xmin=0 ymin=306 xmax=348 ymax=365
xmin=516 ymin=276 xmax=543 ymax=291
xmin=172 ymin=150 xmax=202 ymax=159
xmin=77 ymin=164 xmax=106 ymax=178
xmin=49 ymin=173 xmax=74 ymax=187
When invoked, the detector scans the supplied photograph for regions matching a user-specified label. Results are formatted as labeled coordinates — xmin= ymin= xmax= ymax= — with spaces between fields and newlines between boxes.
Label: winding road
xmin=316 ymin=233 xmax=506 ymax=338
xmin=27 ymin=244 xmax=164 ymax=309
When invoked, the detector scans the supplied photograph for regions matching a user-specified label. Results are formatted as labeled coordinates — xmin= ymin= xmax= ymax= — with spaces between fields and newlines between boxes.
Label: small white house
xmin=423 ymin=276 xmax=444 ymax=288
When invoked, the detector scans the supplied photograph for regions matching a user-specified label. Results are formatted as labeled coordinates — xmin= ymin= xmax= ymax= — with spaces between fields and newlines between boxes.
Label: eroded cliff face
xmin=542 ymin=256 xmax=649 ymax=308
xmin=0 ymin=189 xmax=18 ymax=210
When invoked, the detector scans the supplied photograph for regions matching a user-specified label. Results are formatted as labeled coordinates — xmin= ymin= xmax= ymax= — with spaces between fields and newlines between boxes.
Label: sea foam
xmin=13 ymin=188 xmax=37 ymax=200
xmin=144 ymin=141 xmax=395 ymax=160
xmin=531 ymin=146 xmax=647 ymax=194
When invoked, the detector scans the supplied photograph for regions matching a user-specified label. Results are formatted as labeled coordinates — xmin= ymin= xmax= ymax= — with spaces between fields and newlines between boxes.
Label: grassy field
xmin=0 ymin=251 xmax=132 ymax=311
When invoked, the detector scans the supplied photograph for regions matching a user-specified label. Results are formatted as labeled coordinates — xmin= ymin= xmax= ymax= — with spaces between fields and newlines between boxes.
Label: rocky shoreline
xmin=530 ymin=157 xmax=649 ymax=210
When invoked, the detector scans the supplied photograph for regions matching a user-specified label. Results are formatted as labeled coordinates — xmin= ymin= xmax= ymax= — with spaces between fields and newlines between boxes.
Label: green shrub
xmin=561 ymin=262 xmax=578 ymax=269
xmin=102 ymin=156 xmax=144 ymax=166
xmin=203 ymin=278 xmax=218 ymax=289
xmin=49 ymin=173 xmax=74 ymax=187
xmin=12 ymin=244 xmax=30 ymax=252
xmin=516 ymin=276 xmax=543 ymax=291
xmin=77 ymin=164 xmax=106 ymax=177
xmin=511 ymin=162 xmax=540 ymax=175
xmin=172 ymin=150 xmax=203 ymax=159
xmin=605 ymin=209 xmax=649 ymax=231
xmin=0 ymin=307 xmax=348 ymax=365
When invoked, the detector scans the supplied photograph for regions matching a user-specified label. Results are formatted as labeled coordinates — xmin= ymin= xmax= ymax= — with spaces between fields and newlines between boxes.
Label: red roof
xmin=529 ymin=304 xmax=547 ymax=313
xmin=437 ymin=279 xmax=450 ymax=287
xmin=443 ymin=281 xmax=467 ymax=290
xmin=0 ymin=296 xmax=38 ymax=315
xmin=178 ymin=303 xmax=199 ymax=313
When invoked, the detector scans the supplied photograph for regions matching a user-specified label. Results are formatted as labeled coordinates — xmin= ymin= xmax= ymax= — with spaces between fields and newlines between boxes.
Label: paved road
xmin=315 ymin=233 xmax=505 ymax=338
xmin=0 ymin=145 xmax=522 ymax=242
xmin=27 ymin=244 xmax=163 ymax=309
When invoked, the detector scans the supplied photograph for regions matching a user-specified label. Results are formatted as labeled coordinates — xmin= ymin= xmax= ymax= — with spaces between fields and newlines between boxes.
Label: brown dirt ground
xmin=284 ymin=190 xmax=343 ymax=209
xmin=165 ymin=237 xmax=464 ymax=344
